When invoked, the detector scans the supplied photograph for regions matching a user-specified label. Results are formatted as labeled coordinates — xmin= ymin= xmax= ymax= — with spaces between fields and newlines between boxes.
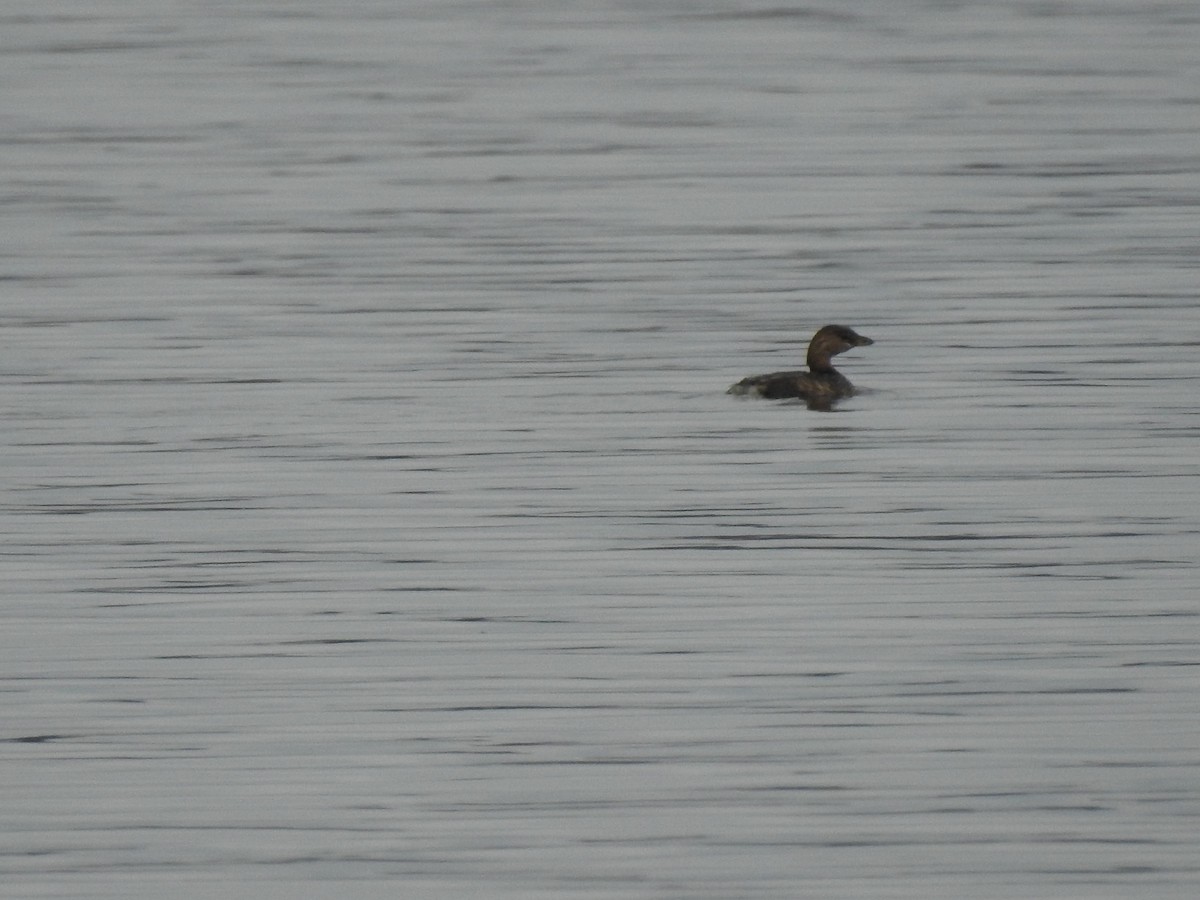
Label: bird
xmin=728 ymin=324 xmax=874 ymax=410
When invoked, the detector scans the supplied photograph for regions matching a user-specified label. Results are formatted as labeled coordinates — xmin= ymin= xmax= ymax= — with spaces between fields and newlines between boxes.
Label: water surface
xmin=3 ymin=2 xmax=1200 ymax=898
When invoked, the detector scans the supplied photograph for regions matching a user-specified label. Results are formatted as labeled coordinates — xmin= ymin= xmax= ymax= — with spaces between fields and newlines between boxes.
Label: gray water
xmin=3 ymin=2 xmax=1200 ymax=897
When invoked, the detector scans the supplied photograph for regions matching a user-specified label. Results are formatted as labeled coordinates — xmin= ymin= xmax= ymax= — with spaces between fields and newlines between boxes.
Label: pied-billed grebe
xmin=728 ymin=324 xmax=874 ymax=410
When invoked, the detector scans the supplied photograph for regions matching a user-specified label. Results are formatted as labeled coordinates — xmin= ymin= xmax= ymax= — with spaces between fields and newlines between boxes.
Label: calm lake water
xmin=3 ymin=1 xmax=1199 ymax=898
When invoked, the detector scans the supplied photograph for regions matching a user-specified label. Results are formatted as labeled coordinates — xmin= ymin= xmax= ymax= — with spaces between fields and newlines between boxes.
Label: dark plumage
xmin=728 ymin=324 xmax=874 ymax=410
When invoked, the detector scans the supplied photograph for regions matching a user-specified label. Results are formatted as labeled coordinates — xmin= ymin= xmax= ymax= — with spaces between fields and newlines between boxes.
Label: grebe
xmin=728 ymin=324 xmax=873 ymax=410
